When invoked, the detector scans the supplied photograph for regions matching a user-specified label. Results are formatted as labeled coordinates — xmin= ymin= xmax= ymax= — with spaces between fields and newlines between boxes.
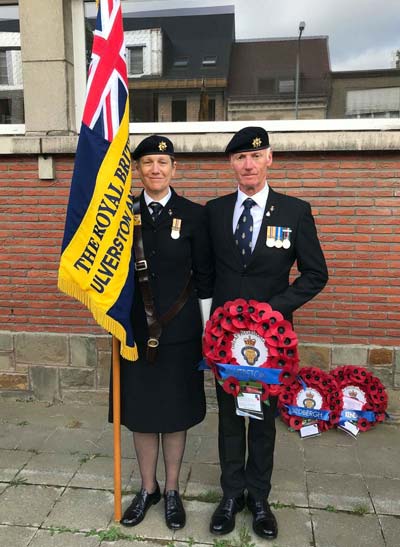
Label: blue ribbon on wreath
xmin=339 ymin=409 xmax=376 ymax=423
xmin=198 ymin=360 xmax=281 ymax=384
xmin=285 ymin=405 xmax=330 ymax=421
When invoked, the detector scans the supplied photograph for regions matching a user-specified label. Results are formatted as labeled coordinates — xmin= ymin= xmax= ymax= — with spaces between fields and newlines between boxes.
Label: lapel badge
xmin=282 ymin=227 xmax=292 ymax=249
xmin=266 ymin=225 xmax=275 ymax=247
xmin=266 ymin=205 xmax=275 ymax=217
xmin=168 ymin=208 xmax=173 ymax=216
xmin=171 ymin=218 xmax=182 ymax=240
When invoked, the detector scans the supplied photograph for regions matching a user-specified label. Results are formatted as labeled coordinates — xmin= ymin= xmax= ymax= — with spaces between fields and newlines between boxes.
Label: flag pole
xmin=112 ymin=335 xmax=122 ymax=522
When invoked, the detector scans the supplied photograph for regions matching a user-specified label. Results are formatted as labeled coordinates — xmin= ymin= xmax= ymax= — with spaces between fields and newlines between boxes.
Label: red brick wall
xmin=1 ymin=152 xmax=398 ymax=346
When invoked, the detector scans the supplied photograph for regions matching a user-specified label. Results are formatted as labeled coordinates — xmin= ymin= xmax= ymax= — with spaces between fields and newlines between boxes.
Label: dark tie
xmin=149 ymin=201 xmax=163 ymax=222
xmin=235 ymin=198 xmax=256 ymax=264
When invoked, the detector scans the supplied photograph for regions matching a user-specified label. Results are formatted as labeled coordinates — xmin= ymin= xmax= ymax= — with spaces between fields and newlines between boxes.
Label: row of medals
xmin=266 ymin=226 xmax=292 ymax=249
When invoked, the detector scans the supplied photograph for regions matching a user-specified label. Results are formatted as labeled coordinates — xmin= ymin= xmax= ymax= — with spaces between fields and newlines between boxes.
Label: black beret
xmin=225 ymin=126 xmax=270 ymax=155
xmin=132 ymin=135 xmax=174 ymax=160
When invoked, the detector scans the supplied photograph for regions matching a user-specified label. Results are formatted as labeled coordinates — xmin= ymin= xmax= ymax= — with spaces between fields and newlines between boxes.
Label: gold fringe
xmin=58 ymin=277 xmax=138 ymax=362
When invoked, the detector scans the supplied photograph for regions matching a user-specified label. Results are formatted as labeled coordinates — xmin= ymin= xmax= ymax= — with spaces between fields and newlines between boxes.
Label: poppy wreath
xmin=331 ymin=366 xmax=388 ymax=431
xmin=202 ymin=298 xmax=299 ymax=400
xmin=278 ymin=366 xmax=343 ymax=432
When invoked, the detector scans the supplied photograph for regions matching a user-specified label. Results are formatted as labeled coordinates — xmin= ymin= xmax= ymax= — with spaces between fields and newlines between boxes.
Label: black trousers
xmin=216 ymin=381 xmax=277 ymax=500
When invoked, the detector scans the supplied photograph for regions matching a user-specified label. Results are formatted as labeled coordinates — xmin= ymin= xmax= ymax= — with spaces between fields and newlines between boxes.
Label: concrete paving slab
xmin=307 ymin=472 xmax=374 ymax=512
xmin=0 ymin=448 xmax=32 ymax=481
xmin=0 ymin=524 xmax=37 ymax=547
xmin=182 ymin=435 xmax=202 ymax=462
xmin=70 ymin=456 xmax=133 ymax=490
xmin=379 ymin=514 xmax=400 ymax=547
xmin=184 ymin=462 xmax=220 ymax=498
xmin=366 ymin=477 xmax=400 ymax=515
xmin=101 ymin=542 xmax=173 ymax=547
xmin=194 ymin=437 xmax=219 ymax=464
xmin=304 ymin=444 xmax=361 ymax=475
xmin=119 ymin=497 xmax=174 ymax=541
xmin=302 ymin=428 xmax=356 ymax=448
xmin=274 ymin=440 xmax=305 ymax=471
xmin=94 ymin=427 xmax=136 ymax=459
xmin=0 ymin=482 xmax=8 ymax=494
xmin=41 ymin=427 xmax=103 ymax=455
xmin=30 ymin=529 xmax=101 ymax=547
xmin=189 ymin=411 xmax=218 ymax=436
xmin=16 ymin=452 xmax=81 ymax=486
xmin=270 ymin=468 xmax=308 ymax=507
xmin=357 ymin=446 xmax=400 ymax=479
xmin=355 ymin=424 xmax=400 ymax=450
xmin=245 ymin=507 xmax=313 ymax=547
xmin=311 ymin=508 xmax=385 ymax=547
xmin=0 ymin=423 xmax=54 ymax=451
xmin=0 ymin=484 xmax=62 ymax=526
xmin=44 ymin=488 xmax=114 ymax=531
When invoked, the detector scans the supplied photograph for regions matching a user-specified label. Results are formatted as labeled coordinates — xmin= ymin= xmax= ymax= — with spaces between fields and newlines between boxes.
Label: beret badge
xmin=252 ymin=137 xmax=262 ymax=148
xmin=158 ymin=141 xmax=167 ymax=152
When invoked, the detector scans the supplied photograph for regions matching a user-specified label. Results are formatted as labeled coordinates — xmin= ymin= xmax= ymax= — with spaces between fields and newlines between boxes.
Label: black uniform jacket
xmin=206 ymin=188 xmax=328 ymax=321
xmin=131 ymin=188 xmax=214 ymax=345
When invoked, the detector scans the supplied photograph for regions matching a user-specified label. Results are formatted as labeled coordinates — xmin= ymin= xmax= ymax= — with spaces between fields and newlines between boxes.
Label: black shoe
xmin=210 ymin=494 xmax=245 ymax=535
xmin=120 ymin=483 xmax=161 ymax=527
xmin=247 ymin=495 xmax=278 ymax=540
xmin=164 ymin=490 xmax=186 ymax=529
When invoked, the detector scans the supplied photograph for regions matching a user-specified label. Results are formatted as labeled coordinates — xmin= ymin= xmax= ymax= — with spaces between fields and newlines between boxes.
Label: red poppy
xmin=259 ymin=381 xmax=270 ymax=401
xmin=222 ymin=376 xmax=240 ymax=396
xmin=357 ymin=417 xmax=372 ymax=432
xmin=229 ymin=299 xmax=248 ymax=316
xmin=289 ymin=416 xmax=303 ymax=430
xmin=268 ymin=384 xmax=281 ymax=396
xmin=279 ymin=366 xmax=297 ymax=386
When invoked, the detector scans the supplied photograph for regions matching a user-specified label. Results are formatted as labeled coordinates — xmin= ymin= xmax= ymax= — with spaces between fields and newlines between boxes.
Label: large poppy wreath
xmin=203 ymin=298 xmax=299 ymax=401
xmin=278 ymin=366 xmax=343 ymax=432
xmin=331 ymin=366 xmax=388 ymax=431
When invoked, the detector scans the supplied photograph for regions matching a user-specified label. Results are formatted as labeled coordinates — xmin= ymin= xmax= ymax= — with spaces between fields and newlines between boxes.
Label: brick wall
xmin=0 ymin=151 xmax=399 ymax=403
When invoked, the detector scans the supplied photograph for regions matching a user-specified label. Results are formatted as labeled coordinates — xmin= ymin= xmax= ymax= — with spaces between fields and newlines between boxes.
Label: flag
xmin=58 ymin=0 xmax=137 ymax=361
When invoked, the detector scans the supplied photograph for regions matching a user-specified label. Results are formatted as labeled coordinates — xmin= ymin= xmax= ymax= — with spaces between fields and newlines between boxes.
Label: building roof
xmin=228 ymin=37 xmax=331 ymax=98
xmin=89 ymin=11 xmax=235 ymax=82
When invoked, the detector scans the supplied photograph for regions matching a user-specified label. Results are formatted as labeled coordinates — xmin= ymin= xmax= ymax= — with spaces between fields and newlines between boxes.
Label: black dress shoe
xmin=164 ymin=490 xmax=186 ymax=529
xmin=120 ymin=483 xmax=161 ymax=527
xmin=247 ymin=496 xmax=278 ymax=540
xmin=210 ymin=494 xmax=245 ymax=535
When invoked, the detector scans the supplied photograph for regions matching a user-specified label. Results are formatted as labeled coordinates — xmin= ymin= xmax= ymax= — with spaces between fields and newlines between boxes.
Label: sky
xmin=1 ymin=0 xmax=399 ymax=71
xmin=116 ymin=0 xmax=400 ymax=71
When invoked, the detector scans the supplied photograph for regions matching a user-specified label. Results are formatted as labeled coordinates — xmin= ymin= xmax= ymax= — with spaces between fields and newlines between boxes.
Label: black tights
xmin=133 ymin=430 xmax=187 ymax=493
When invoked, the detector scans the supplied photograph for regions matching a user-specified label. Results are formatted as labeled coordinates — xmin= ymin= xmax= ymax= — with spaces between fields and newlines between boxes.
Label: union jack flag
xmin=58 ymin=0 xmax=137 ymax=361
xmin=83 ymin=0 xmax=128 ymax=142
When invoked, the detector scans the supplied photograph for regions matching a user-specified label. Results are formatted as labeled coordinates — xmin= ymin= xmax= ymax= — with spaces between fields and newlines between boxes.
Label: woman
xmin=110 ymin=135 xmax=213 ymax=530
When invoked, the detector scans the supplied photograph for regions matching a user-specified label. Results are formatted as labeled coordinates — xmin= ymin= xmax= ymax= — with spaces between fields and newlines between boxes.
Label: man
xmin=206 ymin=126 xmax=328 ymax=540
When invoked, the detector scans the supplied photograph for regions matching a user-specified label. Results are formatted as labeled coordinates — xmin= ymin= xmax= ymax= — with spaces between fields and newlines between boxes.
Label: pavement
xmin=0 ymin=399 xmax=399 ymax=547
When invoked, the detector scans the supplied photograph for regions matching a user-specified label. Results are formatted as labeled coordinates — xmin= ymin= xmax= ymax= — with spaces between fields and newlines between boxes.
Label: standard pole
xmin=112 ymin=336 xmax=122 ymax=522
xmin=295 ymin=42 xmax=300 ymax=119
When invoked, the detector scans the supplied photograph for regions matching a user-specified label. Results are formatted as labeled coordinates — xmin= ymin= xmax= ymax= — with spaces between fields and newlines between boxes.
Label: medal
xmin=282 ymin=227 xmax=292 ymax=249
xmin=171 ymin=218 xmax=181 ymax=239
xmin=274 ymin=227 xmax=283 ymax=248
xmin=134 ymin=214 xmax=142 ymax=226
xmin=266 ymin=226 xmax=275 ymax=247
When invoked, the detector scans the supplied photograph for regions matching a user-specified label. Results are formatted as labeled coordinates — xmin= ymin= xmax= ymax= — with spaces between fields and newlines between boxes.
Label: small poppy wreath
xmin=278 ymin=366 xmax=343 ymax=432
xmin=203 ymin=299 xmax=299 ymax=399
xmin=331 ymin=366 xmax=388 ymax=431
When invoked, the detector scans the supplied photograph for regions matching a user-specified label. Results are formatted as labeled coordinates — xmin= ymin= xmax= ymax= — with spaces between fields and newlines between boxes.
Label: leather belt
xmin=132 ymin=197 xmax=192 ymax=362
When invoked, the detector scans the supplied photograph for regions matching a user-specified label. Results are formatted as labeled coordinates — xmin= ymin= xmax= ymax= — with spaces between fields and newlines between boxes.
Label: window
xmin=173 ymin=57 xmax=189 ymax=68
xmin=208 ymin=98 xmax=216 ymax=121
xmin=128 ymin=46 xmax=144 ymax=75
xmin=278 ymin=79 xmax=295 ymax=94
xmin=346 ymin=87 xmax=400 ymax=117
xmin=0 ymin=50 xmax=8 ymax=84
xmin=171 ymin=99 xmax=187 ymax=122
xmin=202 ymin=55 xmax=217 ymax=67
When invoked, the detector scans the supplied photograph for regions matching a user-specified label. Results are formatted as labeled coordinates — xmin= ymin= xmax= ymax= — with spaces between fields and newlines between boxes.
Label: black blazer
xmin=131 ymin=188 xmax=214 ymax=345
xmin=206 ymin=188 xmax=328 ymax=321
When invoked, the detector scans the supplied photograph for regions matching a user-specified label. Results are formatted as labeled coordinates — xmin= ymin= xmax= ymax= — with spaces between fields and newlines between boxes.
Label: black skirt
xmin=109 ymin=339 xmax=206 ymax=433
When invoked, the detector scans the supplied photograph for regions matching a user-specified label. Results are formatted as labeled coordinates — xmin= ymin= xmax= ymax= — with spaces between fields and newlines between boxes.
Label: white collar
xmin=144 ymin=187 xmax=172 ymax=208
xmin=237 ymin=182 xmax=269 ymax=209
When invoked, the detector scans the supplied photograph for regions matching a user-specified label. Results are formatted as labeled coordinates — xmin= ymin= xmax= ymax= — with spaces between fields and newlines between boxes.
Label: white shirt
xmin=144 ymin=188 xmax=172 ymax=213
xmin=232 ymin=183 xmax=269 ymax=251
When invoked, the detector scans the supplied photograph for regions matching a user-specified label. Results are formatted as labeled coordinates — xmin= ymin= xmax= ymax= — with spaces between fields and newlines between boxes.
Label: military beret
xmin=225 ymin=126 xmax=270 ymax=155
xmin=132 ymin=135 xmax=174 ymax=160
